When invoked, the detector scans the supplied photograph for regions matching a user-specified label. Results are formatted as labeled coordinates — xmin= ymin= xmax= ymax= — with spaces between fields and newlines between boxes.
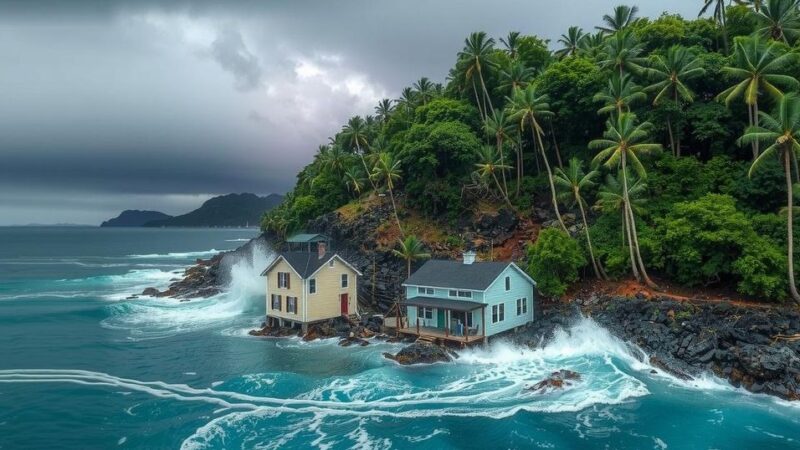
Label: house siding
xmin=482 ymin=266 xmax=535 ymax=337
xmin=265 ymin=259 xmax=304 ymax=322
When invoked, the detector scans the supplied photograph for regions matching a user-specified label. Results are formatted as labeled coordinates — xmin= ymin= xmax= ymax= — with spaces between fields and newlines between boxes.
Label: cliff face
xmin=101 ymin=210 xmax=172 ymax=227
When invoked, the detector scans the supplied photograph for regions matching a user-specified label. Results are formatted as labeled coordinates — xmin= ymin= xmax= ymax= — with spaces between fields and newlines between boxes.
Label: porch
xmin=398 ymin=297 xmax=486 ymax=346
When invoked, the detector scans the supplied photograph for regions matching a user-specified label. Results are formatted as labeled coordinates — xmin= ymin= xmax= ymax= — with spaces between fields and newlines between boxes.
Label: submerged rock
xmin=526 ymin=370 xmax=582 ymax=394
xmin=383 ymin=341 xmax=456 ymax=365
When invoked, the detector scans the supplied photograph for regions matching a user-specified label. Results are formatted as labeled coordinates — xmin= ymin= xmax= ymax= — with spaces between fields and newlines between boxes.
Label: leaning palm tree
xmin=717 ymin=35 xmax=799 ymax=159
xmin=594 ymin=168 xmax=648 ymax=260
xmin=740 ymin=93 xmax=800 ymax=303
xmin=458 ymin=31 xmax=497 ymax=122
xmin=754 ymin=0 xmax=800 ymax=44
xmin=589 ymin=113 xmax=662 ymax=287
xmin=645 ymin=45 xmax=706 ymax=156
xmin=371 ymin=152 xmax=404 ymax=237
xmin=598 ymin=30 xmax=647 ymax=77
xmin=700 ymin=0 xmax=730 ymax=52
xmin=597 ymin=5 xmax=639 ymax=33
xmin=413 ymin=77 xmax=436 ymax=105
xmin=594 ymin=72 xmax=647 ymax=116
xmin=344 ymin=166 xmax=367 ymax=198
xmin=500 ymin=31 xmax=522 ymax=59
xmin=484 ymin=109 xmax=515 ymax=195
xmin=375 ymin=98 xmax=394 ymax=125
xmin=392 ymin=235 xmax=431 ymax=278
xmin=498 ymin=61 xmax=536 ymax=96
xmin=474 ymin=145 xmax=514 ymax=208
xmin=555 ymin=26 xmax=586 ymax=58
xmin=506 ymin=85 xmax=568 ymax=232
xmin=341 ymin=116 xmax=378 ymax=191
xmin=554 ymin=158 xmax=604 ymax=279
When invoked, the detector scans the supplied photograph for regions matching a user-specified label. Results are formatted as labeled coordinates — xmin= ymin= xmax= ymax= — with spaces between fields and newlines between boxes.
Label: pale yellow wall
xmin=265 ymin=258 xmax=303 ymax=321
xmin=305 ymin=257 xmax=358 ymax=322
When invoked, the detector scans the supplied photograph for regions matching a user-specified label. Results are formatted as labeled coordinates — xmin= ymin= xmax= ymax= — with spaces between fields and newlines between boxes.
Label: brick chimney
xmin=318 ymin=241 xmax=327 ymax=259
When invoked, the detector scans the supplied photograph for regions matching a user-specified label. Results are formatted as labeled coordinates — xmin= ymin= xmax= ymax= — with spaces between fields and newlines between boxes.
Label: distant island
xmin=101 ymin=210 xmax=173 ymax=227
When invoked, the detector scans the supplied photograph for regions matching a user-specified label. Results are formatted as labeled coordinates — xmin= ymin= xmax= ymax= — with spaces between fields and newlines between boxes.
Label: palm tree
xmin=754 ymin=0 xmax=800 ymax=44
xmin=555 ymin=26 xmax=585 ymax=58
xmin=740 ymin=93 xmax=800 ymax=303
xmin=594 ymin=73 xmax=647 ymax=115
xmin=699 ymin=0 xmax=730 ymax=52
xmin=484 ymin=109 xmax=515 ymax=195
xmin=413 ymin=77 xmax=436 ymax=105
xmin=589 ymin=113 xmax=662 ymax=287
xmin=458 ymin=31 xmax=497 ymax=122
xmin=398 ymin=87 xmax=417 ymax=114
xmin=500 ymin=31 xmax=522 ymax=59
xmin=594 ymin=168 xmax=648 ymax=259
xmin=341 ymin=116 xmax=379 ymax=191
xmin=735 ymin=0 xmax=764 ymax=12
xmin=597 ymin=5 xmax=639 ymax=33
xmin=392 ymin=235 xmax=431 ymax=278
xmin=371 ymin=152 xmax=404 ymax=237
xmin=598 ymin=30 xmax=647 ymax=78
xmin=578 ymin=31 xmax=607 ymax=58
xmin=319 ymin=144 xmax=347 ymax=176
xmin=375 ymin=98 xmax=394 ymax=125
xmin=554 ymin=158 xmax=604 ymax=278
xmin=344 ymin=166 xmax=367 ymax=197
xmin=717 ymin=35 xmax=799 ymax=159
xmin=506 ymin=85 xmax=568 ymax=232
xmin=474 ymin=145 xmax=514 ymax=208
xmin=645 ymin=45 xmax=706 ymax=156
xmin=498 ymin=61 xmax=536 ymax=95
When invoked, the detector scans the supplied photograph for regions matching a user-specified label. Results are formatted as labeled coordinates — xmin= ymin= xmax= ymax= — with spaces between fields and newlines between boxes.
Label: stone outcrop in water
xmin=383 ymin=341 xmax=457 ymax=365
xmin=526 ymin=370 xmax=582 ymax=394
xmin=248 ymin=315 xmax=385 ymax=344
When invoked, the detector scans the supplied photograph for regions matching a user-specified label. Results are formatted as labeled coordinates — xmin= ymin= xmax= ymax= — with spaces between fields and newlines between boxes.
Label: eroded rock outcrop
xmin=383 ymin=341 xmax=457 ymax=365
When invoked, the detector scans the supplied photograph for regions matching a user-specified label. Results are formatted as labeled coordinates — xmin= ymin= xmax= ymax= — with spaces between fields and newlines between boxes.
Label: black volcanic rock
xmin=101 ymin=210 xmax=172 ymax=227
xmin=144 ymin=193 xmax=283 ymax=228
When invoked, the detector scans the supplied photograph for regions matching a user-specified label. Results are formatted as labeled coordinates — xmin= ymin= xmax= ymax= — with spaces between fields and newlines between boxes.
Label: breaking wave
xmin=127 ymin=250 xmax=224 ymax=260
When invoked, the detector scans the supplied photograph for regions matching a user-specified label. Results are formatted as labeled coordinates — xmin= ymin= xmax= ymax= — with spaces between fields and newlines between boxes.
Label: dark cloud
xmin=209 ymin=28 xmax=263 ymax=91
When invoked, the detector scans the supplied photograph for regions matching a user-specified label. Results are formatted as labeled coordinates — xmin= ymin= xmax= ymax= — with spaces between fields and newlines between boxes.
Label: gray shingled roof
xmin=403 ymin=260 xmax=511 ymax=291
xmin=261 ymin=252 xmax=330 ymax=278
xmin=402 ymin=296 xmax=484 ymax=312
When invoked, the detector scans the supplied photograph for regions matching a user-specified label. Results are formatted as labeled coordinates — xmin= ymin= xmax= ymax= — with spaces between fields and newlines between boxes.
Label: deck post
xmin=482 ymin=305 xmax=486 ymax=342
xmin=416 ymin=317 xmax=420 ymax=335
xmin=445 ymin=312 xmax=449 ymax=337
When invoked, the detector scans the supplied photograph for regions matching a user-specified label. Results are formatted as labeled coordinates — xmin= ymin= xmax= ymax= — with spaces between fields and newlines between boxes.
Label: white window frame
xmin=517 ymin=298 xmax=528 ymax=316
xmin=418 ymin=287 xmax=434 ymax=295
xmin=341 ymin=273 xmax=348 ymax=288
xmin=492 ymin=303 xmax=505 ymax=323
xmin=287 ymin=296 xmax=298 ymax=314
xmin=277 ymin=272 xmax=290 ymax=289
xmin=420 ymin=307 xmax=433 ymax=320
xmin=449 ymin=290 xmax=472 ymax=298
xmin=309 ymin=278 xmax=316 ymax=294
xmin=271 ymin=294 xmax=282 ymax=311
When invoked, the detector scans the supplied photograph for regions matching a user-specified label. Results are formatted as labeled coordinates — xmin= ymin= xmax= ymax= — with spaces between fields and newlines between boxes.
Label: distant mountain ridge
xmin=143 ymin=193 xmax=283 ymax=228
xmin=101 ymin=210 xmax=173 ymax=227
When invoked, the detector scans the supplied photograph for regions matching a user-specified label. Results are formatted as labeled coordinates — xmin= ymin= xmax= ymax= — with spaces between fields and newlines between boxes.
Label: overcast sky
xmin=0 ymin=0 xmax=698 ymax=225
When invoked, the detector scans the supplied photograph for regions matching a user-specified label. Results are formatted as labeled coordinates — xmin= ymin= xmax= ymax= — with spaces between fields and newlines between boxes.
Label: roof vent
xmin=463 ymin=250 xmax=477 ymax=265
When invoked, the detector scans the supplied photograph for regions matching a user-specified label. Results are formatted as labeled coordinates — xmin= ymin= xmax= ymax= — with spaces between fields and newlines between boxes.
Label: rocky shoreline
xmin=514 ymin=296 xmax=800 ymax=401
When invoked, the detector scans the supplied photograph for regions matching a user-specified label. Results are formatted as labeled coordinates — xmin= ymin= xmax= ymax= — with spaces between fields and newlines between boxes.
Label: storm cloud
xmin=0 ymin=0 xmax=698 ymax=225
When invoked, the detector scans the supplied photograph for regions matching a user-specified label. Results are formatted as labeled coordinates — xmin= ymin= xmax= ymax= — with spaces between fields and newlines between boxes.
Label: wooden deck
xmin=398 ymin=326 xmax=485 ymax=346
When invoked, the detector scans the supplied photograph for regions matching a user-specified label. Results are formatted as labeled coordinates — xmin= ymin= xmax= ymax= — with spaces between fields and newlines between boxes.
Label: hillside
xmin=145 ymin=193 xmax=283 ymax=228
xmin=101 ymin=210 xmax=172 ymax=227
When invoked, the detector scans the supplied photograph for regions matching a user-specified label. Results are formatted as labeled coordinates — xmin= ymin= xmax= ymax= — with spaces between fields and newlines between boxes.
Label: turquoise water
xmin=0 ymin=227 xmax=798 ymax=449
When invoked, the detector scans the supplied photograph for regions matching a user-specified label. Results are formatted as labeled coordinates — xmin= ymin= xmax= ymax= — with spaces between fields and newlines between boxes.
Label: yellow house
xmin=260 ymin=244 xmax=361 ymax=331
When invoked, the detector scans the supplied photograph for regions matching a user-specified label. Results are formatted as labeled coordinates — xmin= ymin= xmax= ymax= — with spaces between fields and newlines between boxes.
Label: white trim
xmin=261 ymin=255 xmax=303 ymax=280
xmin=402 ymin=263 xmax=536 ymax=292
xmin=306 ymin=254 xmax=363 ymax=279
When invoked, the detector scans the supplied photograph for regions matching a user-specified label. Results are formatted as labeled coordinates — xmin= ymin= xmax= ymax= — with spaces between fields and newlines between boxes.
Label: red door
xmin=340 ymin=293 xmax=349 ymax=315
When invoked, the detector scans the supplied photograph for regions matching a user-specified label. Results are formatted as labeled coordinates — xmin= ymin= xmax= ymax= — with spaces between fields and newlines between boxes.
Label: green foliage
xmin=526 ymin=228 xmax=586 ymax=297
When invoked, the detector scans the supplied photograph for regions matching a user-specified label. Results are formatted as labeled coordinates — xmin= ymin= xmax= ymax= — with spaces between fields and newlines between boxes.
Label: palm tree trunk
xmin=497 ymin=137 xmax=509 ymax=197
xmin=666 ymin=116 xmax=676 ymax=156
xmin=388 ymin=186 xmax=404 ymax=239
xmin=477 ymin=64 xmax=495 ymax=117
xmin=407 ymin=259 xmax=411 ymax=279
xmin=533 ymin=125 xmax=568 ymax=233
xmin=753 ymin=100 xmax=760 ymax=158
xmin=516 ymin=138 xmax=522 ymax=197
xmin=674 ymin=91 xmax=682 ymax=157
xmin=492 ymin=171 xmax=513 ymax=209
xmin=472 ymin=79 xmax=485 ymax=122
xmin=622 ymin=200 xmax=641 ymax=281
xmin=356 ymin=141 xmax=378 ymax=191
xmin=578 ymin=195 xmax=602 ymax=279
xmin=784 ymin=151 xmax=800 ymax=303
xmin=621 ymin=153 xmax=657 ymax=288
xmin=549 ymin=121 xmax=564 ymax=168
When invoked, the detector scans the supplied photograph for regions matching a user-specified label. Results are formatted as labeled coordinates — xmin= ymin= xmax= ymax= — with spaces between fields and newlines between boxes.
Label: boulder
xmin=526 ymin=370 xmax=581 ymax=394
xmin=141 ymin=287 xmax=160 ymax=297
xmin=383 ymin=341 xmax=456 ymax=365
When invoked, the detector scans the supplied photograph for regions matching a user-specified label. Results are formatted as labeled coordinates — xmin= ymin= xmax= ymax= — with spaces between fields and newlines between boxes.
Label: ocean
xmin=0 ymin=227 xmax=798 ymax=449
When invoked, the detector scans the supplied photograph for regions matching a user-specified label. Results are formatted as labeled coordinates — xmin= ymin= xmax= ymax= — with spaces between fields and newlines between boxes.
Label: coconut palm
xmin=699 ymin=0 xmax=730 ymax=52
xmin=498 ymin=61 xmax=536 ymax=95
xmin=589 ymin=113 xmax=662 ymax=287
xmin=554 ymin=158 xmax=604 ymax=278
xmin=474 ymin=145 xmax=514 ymax=208
xmin=594 ymin=169 xmax=648 ymax=255
xmin=500 ymin=31 xmax=522 ymax=59
xmin=598 ymin=30 xmax=647 ymax=77
xmin=594 ymin=73 xmax=647 ymax=116
xmin=645 ymin=45 xmax=706 ymax=156
xmin=740 ymin=93 xmax=800 ymax=303
xmin=597 ymin=5 xmax=639 ymax=33
xmin=413 ymin=77 xmax=436 ymax=105
xmin=458 ymin=31 xmax=497 ymax=122
xmin=754 ymin=0 xmax=800 ymax=44
xmin=341 ymin=116 xmax=378 ymax=191
xmin=398 ymin=87 xmax=417 ymax=114
xmin=392 ymin=235 xmax=431 ymax=278
xmin=735 ymin=0 xmax=765 ymax=12
xmin=344 ymin=166 xmax=367 ymax=197
xmin=717 ymin=35 xmax=799 ymax=159
xmin=484 ymin=109 xmax=515 ymax=195
xmin=371 ymin=152 xmax=404 ymax=237
xmin=506 ymin=85 xmax=568 ymax=232
xmin=555 ymin=26 xmax=586 ymax=58
xmin=375 ymin=98 xmax=394 ymax=125
xmin=319 ymin=144 xmax=347 ymax=176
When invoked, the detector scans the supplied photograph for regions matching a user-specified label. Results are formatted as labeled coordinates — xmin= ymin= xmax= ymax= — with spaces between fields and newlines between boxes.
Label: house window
xmin=329 ymin=259 xmax=335 ymax=268
xmin=417 ymin=287 xmax=434 ymax=295
xmin=465 ymin=311 xmax=474 ymax=327
xmin=420 ymin=307 xmax=433 ymax=320
xmin=505 ymin=276 xmax=511 ymax=291
xmin=287 ymin=296 xmax=298 ymax=314
xmin=492 ymin=303 xmax=505 ymax=323
xmin=309 ymin=278 xmax=316 ymax=294
xmin=341 ymin=274 xmax=348 ymax=288
xmin=271 ymin=294 xmax=282 ymax=311
xmin=449 ymin=290 xmax=472 ymax=298
xmin=517 ymin=298 xmax=528 ymax=316
xmin=277 ymin=272 xmax=290 ymax=289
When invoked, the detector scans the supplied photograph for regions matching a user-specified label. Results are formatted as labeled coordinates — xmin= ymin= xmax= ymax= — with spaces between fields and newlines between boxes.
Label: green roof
xmin=286 ymin=233 xmax=328 ymax=243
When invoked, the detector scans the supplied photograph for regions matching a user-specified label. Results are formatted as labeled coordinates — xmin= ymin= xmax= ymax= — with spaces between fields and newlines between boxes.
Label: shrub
xmin=526 ymin=228 xmax=586 ymax=297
